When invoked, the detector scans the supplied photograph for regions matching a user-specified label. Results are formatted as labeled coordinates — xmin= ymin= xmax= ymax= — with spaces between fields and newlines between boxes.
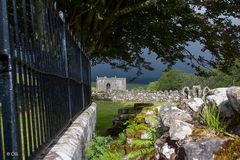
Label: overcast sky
xmin=91 ymin=41 xmax=212 ymax=84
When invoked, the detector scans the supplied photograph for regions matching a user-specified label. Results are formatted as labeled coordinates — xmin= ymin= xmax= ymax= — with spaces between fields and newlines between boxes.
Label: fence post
xmin=80 ymin=52 xmax=85 ymax=109
xmin=59 ymin=11 xmax=72 ymax=119
xmin=0 ymin=0 xmax=19 ymax=159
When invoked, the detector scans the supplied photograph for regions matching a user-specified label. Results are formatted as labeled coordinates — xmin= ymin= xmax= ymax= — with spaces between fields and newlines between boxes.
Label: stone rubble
xmin=154 ymin=86 xmax=240 ymax=160
xmin=94 ymin=86 xmax=240 ymax=159
xmin=160 ymin=143 xmax=175 ymax=159
xmin=92 ymin=86 xmax=211 ymax=102
xmin=227 ymin=86 xmax=240 ymax=113
xmin=92 ymin=90 xmax=181 ymax=102
xmin=179 ymin=138 xmax=228 ymax=160
xmin=169 ymin=120 xmax=193 ymax=141
xmin=185 ymin=98 xmax=204 ymax=112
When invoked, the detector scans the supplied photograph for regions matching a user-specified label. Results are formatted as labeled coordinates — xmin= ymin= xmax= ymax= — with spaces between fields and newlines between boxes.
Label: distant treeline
xmin=147 ymin=69 xmax=240 ymax=91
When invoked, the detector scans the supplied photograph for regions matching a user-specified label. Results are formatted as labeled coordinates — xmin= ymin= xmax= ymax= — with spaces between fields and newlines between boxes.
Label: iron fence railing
xmin=0 ymin=0 xmax=91 ymax=159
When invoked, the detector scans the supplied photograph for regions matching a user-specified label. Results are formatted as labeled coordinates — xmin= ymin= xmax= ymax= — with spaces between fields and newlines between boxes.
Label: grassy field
xmin=95 ymin=100 xmax=162 ymax=136
xmin=91 ymin=82 xmax=147 ymax=91
xmin=95 ymin=100 xmax=136 ymax=136
xmin=126 ymin=83 xmax=147 ymax=90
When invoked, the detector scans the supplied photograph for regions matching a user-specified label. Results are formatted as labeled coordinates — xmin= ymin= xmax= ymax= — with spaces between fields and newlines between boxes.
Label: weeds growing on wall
xmin=125 ymin=120 xmax=157 ymax=160
xmin=200 ymin=102 xmax=228 ymax=132
xmin=85 ymin=135 xmax=126 ymax=160
xmin=86 ymin=106 xmax=163 ymax=160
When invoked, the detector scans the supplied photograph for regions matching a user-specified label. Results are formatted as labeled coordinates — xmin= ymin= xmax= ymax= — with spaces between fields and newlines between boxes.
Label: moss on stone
xmin=214 ymin=138 xmax=240 ymax=160
xmin=135 ymin=114 xmax=146 ymax=123
xmin=192 ymin=128 xmax=226 ymax=138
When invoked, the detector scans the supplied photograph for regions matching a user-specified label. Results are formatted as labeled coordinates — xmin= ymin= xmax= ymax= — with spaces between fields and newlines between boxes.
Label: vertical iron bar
xmin=34 ymin=71 xmax=41 ymax=147
xmin=60 ymin=12 xmax=72 ymax=120
xmin=80 ymin=52 xmax=85 ymax=109
xmin=18 ymin=36 xmax=28 ymax=157
xmin=28 ymin=68 xmax=37 ymax=152
xmin=0 ymin=0 xmax=19 ymax=159
xmin=40 ymin=73 xmax=50 ymax=140
xmin=22 ymin=65 xmax=33 ymax=157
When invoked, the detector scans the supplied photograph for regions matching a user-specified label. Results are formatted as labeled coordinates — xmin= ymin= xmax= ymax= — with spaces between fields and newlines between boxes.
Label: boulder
xmin=158 ymin=104 xmax=192 ymax=127
xmin=228 ymin=123 xmax=240 ymax=136
xmin=206 ymin=88 xmax=228 ymax=106
xmin=160 ymin=143 xmax=175 ymax=159
xmin=169 ymin=120 xmax=193 ymax=140
xmin=227 ymin=87 xmax=240 ymax=113
xmin=206 ymin=88 xmax=234 ymax=117
xmin=185 ymin=98 xmax=204 ymax=112
xmin=179 ymin=138 xmax=227 ymax=160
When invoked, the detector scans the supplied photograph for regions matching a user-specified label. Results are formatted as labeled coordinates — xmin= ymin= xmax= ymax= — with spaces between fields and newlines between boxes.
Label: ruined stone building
xmin=96 ymin=76 xmax=126 ymax=91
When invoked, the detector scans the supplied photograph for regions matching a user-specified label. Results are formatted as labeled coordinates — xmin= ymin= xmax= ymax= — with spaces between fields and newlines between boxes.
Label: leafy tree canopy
xmin=147 ymin=67 xmax=240 ymax=91
xmin=58 ymin=0 xmax=240 ymax=76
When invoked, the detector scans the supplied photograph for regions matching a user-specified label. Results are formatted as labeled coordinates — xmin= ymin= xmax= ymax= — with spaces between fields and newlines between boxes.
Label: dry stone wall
xmin=154 ymin=86 xmax=240 ymax=159
xmin=92 ymin=86 xmax=210 ymax=102
xmin=43 ymin=103 xmax=96 ymax=160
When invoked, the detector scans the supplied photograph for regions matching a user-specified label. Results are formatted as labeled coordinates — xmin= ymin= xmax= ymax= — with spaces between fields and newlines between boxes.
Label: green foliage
xmin=147 ymin=81 xmax=158 ymax=91
xmin=200 ymin=70 xmax=232 ymax=89
xmin=147 ymin=69 xmax=201 ymax=91
xmin=87 ymin=105 xmax=163 ymax=160
xmin=98 ymin=151 xmax=123 ymax=160
xmin=125 ymin=119 xmax=158 ymax=159
xmin=128 ymin=147 xmax=155 ymax=160
xmin=147 ymin=69 xmax=238 ymax=91
xmin=117 ymin=132 xmax=127 ymax=144
xmin=58 ymin=0 xmax=239 ymax=76
xmin=85 ymin=136 xmax=113 ymax=159
xmin=86 ymin=135 xmax=125 ymax=160
xmin=131 ymin=139 xmax=153 ymax=148
xmin=127 ymin=83 xmax=147 ymax=90
xmin=200 ymin=102 xmax=228 ymax=132
xmin=95 ymin=100 xmax=135 ymax=135
xmin=147 ymin=69 xmax=187 ymax=91
xmin=126 ymin=120 xmax=155 ymax=137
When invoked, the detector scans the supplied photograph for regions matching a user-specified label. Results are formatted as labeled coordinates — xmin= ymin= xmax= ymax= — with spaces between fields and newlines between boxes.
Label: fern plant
xmin=126 ymin=120 xmax=157 ymax=160
xmin=98 ymin=149 xmax=123 ymax=160
xmin=126 ymin=120 xmax=156 ymax=137
xmin=85 ymin=136 xmax=113 ymax=160
xmin=118 ymin=132 xmax=127 ymax=143
xmin=200 ymin=102 xmax=228 ymax=132
xmin=86 ymin=135 xmax=126 ymax=160
xmin=127 ymin=136 xmax=156 ymax=159
xmin=128 ymin=147 xmax=155 ymax=160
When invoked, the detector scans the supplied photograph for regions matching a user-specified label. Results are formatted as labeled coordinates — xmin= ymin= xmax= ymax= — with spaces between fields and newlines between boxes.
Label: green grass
xmin=200 ymin=102 xmax=228 ymax=132
xmin=91 ymin=82 xmax=96 ymax=88
xmin=126 ymin=83 xmax=147 ymax=90
xmin=95 ymin=100 xmax=162 ymax=136
xmin=95 ymin=100 xmax=135 ymax=136
xmin=91 ymin=82 xmax=96 ymax=91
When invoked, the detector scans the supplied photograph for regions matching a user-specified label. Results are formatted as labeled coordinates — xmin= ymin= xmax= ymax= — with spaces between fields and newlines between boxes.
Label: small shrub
xmin=85 ymin=136 xmax=113 ymax=159
xmin=98 ymin=151 xmax=123 ymax=160
xmin=86 ymin=135 xmax=125 ymax=160
xmin=117 ymin=132 xmax=127 ymax=143
xmin=200 ymin=102 xmax=227 ymax=132
xmin=125 ymin=120 xmax=157 ymax=159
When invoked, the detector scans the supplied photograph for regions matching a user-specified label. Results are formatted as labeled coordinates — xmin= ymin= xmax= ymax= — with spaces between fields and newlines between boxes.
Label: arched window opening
xmin=106 ymin=83 xmax=111 ymax=91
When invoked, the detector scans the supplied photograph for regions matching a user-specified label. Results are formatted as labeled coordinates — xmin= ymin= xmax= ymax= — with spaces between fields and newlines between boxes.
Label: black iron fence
xmin=0 ymin=0 xmax=91 ymax=159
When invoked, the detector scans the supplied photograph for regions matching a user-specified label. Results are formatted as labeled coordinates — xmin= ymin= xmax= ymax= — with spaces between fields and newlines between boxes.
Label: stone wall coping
xmin=43 ymin=103 xmax=96 ymax=160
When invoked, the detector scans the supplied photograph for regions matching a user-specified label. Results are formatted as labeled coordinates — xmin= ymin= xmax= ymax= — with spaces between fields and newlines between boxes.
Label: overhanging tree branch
xmin=114 ymin=0 xmax=159 ymax=17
